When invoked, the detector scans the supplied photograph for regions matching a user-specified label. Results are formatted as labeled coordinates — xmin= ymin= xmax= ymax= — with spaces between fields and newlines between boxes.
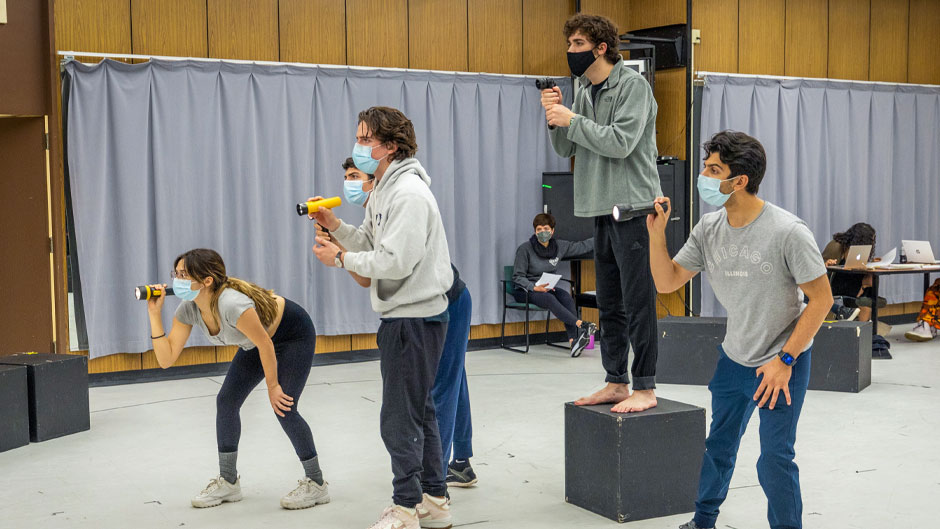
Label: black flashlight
xmin=612 ymin=201 xmax=658 ymax=222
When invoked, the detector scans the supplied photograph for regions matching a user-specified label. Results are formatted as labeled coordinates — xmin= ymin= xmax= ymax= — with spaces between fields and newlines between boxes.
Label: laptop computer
xmin=901 ymin=240 xmax=940 ymax=264
xmin=843 ymin=245 xmax=873 ymax=270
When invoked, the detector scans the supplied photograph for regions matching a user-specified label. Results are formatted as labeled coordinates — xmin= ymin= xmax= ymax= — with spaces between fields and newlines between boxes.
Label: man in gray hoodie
xmin=311 ymin=107 xmax=454 ymax=529
xmin=542 ymin=14 xmax=661 ymax=413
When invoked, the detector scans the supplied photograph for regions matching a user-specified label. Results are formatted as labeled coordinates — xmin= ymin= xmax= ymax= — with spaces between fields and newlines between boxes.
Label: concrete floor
xmin=3 ymin=326 xmax=938 ymax=529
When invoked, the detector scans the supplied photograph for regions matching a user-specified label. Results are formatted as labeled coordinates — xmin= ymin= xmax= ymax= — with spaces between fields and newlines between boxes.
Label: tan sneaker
xmin=416 ymin=493 xmax=452 ymax=529
xmin=280 ymin=477 xmax=330 ymax=510
xmin=368 ymin=505 xmax=419 ymax=529
xmin=191 ymin=476 xmax=242 ymax=508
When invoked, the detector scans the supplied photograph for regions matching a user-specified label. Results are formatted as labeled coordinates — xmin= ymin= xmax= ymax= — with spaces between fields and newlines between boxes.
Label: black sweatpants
xmin=513 ymin=287 xmax=580 ymax=340
xmin=216 ymin=299 xmax=318 ymax=460
xmin=593 ymin=215 xmax=659 ymax=390
xmin=377 ymin=316 xmax=448 ymax=508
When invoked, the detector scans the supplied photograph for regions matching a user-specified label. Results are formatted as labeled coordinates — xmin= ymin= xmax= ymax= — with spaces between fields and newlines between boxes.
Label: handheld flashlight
xmin=612 ymin=201 xmax=658 ymax=222
xmin=135 ymin=285 xmax=175 ymax=301
xmin=296 ymin=196 xmax=342 ymax=216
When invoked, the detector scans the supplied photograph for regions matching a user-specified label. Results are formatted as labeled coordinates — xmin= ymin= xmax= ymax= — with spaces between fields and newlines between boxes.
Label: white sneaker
xmin=416 ymin=493 xmax=453 ymax=528
xmin=368 ymin=505 xmax=419 ymax=529
xmin=905 ymin=321 xmax=937 ymax=342
xmin=191 ymin=476 xmax=242 ymax=508
xmin=280 ymin=477 xmax=331 ymax=510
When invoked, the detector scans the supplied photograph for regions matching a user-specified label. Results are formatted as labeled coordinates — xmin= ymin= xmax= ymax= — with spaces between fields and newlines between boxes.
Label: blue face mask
xmin=344 ymin=180 xmax=371 ymax=207
xmin=697 ymin=174 xmax=740 ymax=207
xmin=352 ymin=143 xmax=381 ymax=174
xmin=173 ymin=277 xmax=200 ymax=302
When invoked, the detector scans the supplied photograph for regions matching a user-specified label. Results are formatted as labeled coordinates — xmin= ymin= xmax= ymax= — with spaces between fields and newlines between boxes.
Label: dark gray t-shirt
xmin=174 ymin=288 xmax=256 ymax=350
xmin=674 ymin=202 xmax=827 ymax=367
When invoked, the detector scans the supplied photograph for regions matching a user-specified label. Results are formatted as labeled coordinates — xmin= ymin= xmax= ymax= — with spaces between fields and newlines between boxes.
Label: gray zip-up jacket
xmin=513 ymin=237 xmax=594 ymax=291
xmin=549 ymin=60 xmax=662 ymax=217
xmin=332 ymin=158 xmax=452 ymax=318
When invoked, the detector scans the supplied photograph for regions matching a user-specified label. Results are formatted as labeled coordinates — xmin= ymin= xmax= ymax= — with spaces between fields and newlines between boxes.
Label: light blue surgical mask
xmin=344 ymin=179 xmax=371 ymax=207
xmin=352 ymin=143 xmax=380 ymax=174
xmin=697 ymin=174 xmax=741 ymax=207
xmin=172 ymin=277 xmax=200 ymax=301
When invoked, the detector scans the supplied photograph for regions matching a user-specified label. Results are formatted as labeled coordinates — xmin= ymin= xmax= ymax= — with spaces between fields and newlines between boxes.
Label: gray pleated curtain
xmin=698 ymin=73 xmax=940 ymax=317
xmin=64 ymin=59 xmax=571 ymax=358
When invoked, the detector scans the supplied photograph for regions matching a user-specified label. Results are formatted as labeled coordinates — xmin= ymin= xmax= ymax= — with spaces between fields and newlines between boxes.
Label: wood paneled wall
xmin=55 ymin=0 xmax=693 ymax=371
xmin=693 ymin=0 xmax=940 ymax=85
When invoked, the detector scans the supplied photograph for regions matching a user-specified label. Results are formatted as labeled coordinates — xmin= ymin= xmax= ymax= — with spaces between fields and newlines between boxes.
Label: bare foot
xmin=610 ymin=389 xmax=657 ymax=413
xmin=574 ymin=383 xmax=631 ymax=406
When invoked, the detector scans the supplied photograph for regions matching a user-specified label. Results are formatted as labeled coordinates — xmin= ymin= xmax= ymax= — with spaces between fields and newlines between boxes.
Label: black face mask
xmin=567 ymin=48 xmax=597 ymax=77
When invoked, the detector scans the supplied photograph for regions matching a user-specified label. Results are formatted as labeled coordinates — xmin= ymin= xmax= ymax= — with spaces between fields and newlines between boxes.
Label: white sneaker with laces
xmin=280 ymin=477 xmax=331 ymax=510
xmin=368 ymin=505 xmax=419 ymax=529
xmin=191 ymin=476 xmax=242 ymax=508
xmin=416 ymin=493 xmax=452 ymax=528
xmin=905 ymin=320 xmax=937 ymax=342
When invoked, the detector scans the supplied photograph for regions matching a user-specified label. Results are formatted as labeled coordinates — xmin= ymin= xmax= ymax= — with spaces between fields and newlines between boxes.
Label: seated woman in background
xmin=905 ymin=278 xmax=940 ymax=342
xmin=513 ymin=213 xmax=595 ymax=357
xmin=822 ymin=222 xmax=883 ymax=322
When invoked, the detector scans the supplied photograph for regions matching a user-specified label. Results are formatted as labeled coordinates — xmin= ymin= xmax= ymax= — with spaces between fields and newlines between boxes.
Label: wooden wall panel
xmin=142 ymin=346 xmax=216 ymax=369
xmin=131 ymin=0 xmax=207 ymax=57
xmin=216 ymin=345 xmax=239 ymax=363
xmin=317 ymin=335 xmax=352 ymax=354
xmin=410 ymin=0 xmax=469 ymax=71
xmin=279 ymin=0 xmax=346 ymax=65
xmin=628 ymin=0 xmax=686 ymax=29
xmin=78 ymin=351 xmax=142 ymax=374
xmin=907 ymin=0 xmax=940 ymax=84
xmin=739 ymin=0 xmax=785 ymax=75
xmin=522 ymin=0 xmax=575 ymax=76
xmin=346 ymin=0 xmax=409 ymax=68
xmin=351 ymin=333 xmax=378 ymax=350
xmin=869 ymin=0 xmax=908 ymax=82
xmin=207 ymin=0 xmax=278 ymax=61
xmin=468 ymin=0 xmax=523 ymax=73
xmin=580 ymin=0 xmax=631 ymax=32
xmin=54 ymin=0 xmax=131 ymax=59
xmin=651 ymin=68 xmax=687 ymax=158
xmin=785 ymin=0 xmax=829 ymax=78
xmin=828 ymin=0 xmax=870 ymax=80
xmin=691 ymin=0 xmax=739 ymax=73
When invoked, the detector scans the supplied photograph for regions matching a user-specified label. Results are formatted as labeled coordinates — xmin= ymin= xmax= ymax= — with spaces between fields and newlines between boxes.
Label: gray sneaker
xmin=571 ymin=322 xmax=596 ymax=358
xmin=679 ymin=521 xmax=712 ymax=529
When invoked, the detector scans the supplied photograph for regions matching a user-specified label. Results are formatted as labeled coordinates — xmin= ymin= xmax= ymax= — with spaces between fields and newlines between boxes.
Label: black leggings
xmin=216 ymin=299 xmax=318 ymax=460
xmin=513 ymin=287 xmax=580 ymax=340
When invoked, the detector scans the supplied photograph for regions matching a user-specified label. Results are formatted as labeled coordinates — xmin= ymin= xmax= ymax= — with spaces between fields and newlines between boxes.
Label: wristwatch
xmin=334 ymin=251 xmax=344 ymax=268
xmin=777 ymin=351 xmax=796 ymax=366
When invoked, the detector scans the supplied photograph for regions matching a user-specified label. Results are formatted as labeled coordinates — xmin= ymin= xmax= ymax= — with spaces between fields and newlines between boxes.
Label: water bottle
xmin=900 ymin=245 xmax=907 ymax=264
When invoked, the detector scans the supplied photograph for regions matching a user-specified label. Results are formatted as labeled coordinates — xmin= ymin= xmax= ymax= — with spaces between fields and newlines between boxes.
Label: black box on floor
xmin=0 ymin=353 xmax=89 ymax=442
xmin=656 ymin=317 xmax=872 ymax=393
xmin=0 ymin=365 xmax=30 ymax=452
xmin=565 ymin=399 xmax=705 ymax=523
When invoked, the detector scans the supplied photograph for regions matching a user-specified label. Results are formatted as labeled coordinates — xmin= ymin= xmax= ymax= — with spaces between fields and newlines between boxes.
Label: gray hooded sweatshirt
xmin=332 ymin=158 xmax=452 ymax=318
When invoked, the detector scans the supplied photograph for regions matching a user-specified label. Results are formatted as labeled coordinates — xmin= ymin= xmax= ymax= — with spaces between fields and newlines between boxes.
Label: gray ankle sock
xmin=301 ymin=455 xmax=324 ymax=485
xmin=219 ymin=451 xmax=238 ymax=484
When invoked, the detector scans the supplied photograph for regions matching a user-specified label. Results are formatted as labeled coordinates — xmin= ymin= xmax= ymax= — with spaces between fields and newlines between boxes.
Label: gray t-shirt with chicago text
xmin=674 ymin=202 xmax=827 ymax=367
xmin=174 ymin=288 xmax=257 ymax=350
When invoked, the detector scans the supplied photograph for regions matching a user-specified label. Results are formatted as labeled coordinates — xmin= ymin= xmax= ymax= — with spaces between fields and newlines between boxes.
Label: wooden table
xmin=826 ymin=265 xmax=940 ymax=333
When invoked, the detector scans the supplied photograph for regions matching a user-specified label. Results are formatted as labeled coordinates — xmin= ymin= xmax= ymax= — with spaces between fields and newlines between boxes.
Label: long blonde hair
xmin=174 ymin=249 xmax=278 ymax=328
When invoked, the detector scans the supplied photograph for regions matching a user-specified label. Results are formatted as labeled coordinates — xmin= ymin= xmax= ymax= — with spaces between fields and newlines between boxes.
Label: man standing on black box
xmin=647 ymin=131 xmax=832 ymax=529
xmin=542 ymin=14 xmax=661 ymax=412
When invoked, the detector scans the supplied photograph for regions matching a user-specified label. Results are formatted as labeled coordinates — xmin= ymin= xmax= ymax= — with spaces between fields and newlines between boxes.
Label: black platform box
xmin=0 ymin=353 xmax=90 ymax=442
xmin=565 ymin=399 xmax=705 ymax=523
xmin=0 ymin=365 xmax=30 ymax=452
xmin=656 ymin=317 xmax=872 ymax=393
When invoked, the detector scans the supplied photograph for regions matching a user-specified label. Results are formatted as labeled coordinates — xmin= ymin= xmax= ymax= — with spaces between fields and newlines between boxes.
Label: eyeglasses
xmin=171 ymin=269 xmax=192 ymax=280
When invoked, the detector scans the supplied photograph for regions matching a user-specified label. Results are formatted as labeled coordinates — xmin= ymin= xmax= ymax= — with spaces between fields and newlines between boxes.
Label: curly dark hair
xmin=563 ymin=14 xmax=621 ymax=64
xmin=342 ymin=157 xmax=355 ymax=170
xmin=833 ymin=223 xmax=876 ymax=256
xmin=533 ymin=213 xmax=556 ymax=230
xmin=702 ymin=131 xmax=767 ymax=194
xmin=357 ymin=106 xmax=417 ymax=162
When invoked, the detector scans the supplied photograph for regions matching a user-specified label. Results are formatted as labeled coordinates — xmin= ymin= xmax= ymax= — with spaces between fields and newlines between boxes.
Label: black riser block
xmin=0 ymin=365 xmax=30 ymax=452
xmin=565 ymin=399 xmax=705 ymax=523
xmin=656 ymin=317 xmax=872 ymax=393
xmin=0 ymin=353 xmax=90 ymax=442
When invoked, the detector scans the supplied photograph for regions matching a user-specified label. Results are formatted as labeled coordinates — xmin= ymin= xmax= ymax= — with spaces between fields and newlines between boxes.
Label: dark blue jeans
xmin=430 ymin=288 xmax=474 ymax=476
xmin=694 ymin=346 xmax=812 ymax=529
